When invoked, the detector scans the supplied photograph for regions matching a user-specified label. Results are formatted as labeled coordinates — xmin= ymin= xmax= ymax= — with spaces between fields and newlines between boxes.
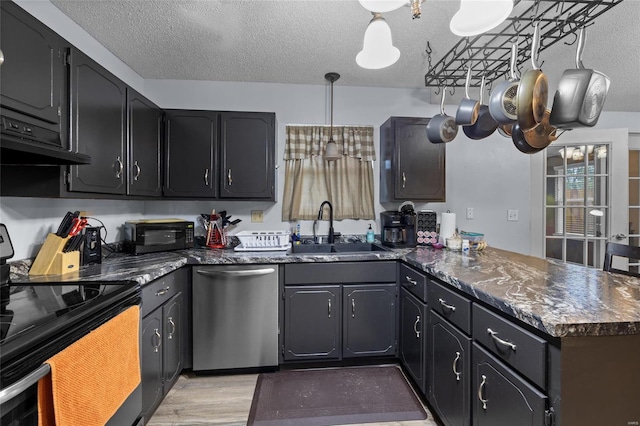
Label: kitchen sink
xmin=289 ymin=242 xmax=390 ymax=254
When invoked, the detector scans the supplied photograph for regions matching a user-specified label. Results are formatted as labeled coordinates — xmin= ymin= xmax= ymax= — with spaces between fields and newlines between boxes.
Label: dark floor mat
xmin=247 ymin=365 xmax=427 ymax=426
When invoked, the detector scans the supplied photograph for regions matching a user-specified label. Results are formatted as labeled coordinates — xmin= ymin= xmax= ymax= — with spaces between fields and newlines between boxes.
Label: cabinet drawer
xmin=284 ymin=262 xmax=396 ymax=284
xmin=141 ymin=269 xmax=186 ymax=317
xmin=430 ymin=280 xmax=471 ymax=335
xmin=399 ymin=263 xmax=428 ymax=302
xmin=472 ymin=304 xmax=547 ymax=389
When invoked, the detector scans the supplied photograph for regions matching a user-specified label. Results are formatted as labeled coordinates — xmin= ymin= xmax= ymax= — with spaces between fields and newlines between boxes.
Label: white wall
xmin=2 ymin=1 xmax=639 ymax=261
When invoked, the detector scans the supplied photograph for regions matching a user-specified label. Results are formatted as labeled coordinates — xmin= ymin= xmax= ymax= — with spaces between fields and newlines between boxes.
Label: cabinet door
xmin=0 ymin=2 xmax=65 ymax=127
xmin=394 ymin=117 xmax=445 ymax=201
xmin=68 ymin=48 xmax=126 ymax=194
xmin=141 ymin=310 xmax=163 ymax=420
xmin=473 ymin=343 xmax=548 ymax=426
xmin=219 ymin=112 xmax=275 ymax=200
xmin=400 ymin=288 xmax=427 ymax=394
xmin=430 ymin=311 xmax=471 ymax=426
xmin=283 ymin=286 xmax=341 ymax=361
xmin=162 ymin=292 xmax=183 ymax=390
xmin=343 ymin=284 xmax=396 ymax=358
xmin=164 ymin=110 xmax=217 ymax=197
xmin=128 ymin=88 xmax=162 ymax=197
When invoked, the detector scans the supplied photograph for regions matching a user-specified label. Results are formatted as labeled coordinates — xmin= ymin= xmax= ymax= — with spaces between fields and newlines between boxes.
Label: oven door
xmin=134 ymin=224 xmax=188 ymax=254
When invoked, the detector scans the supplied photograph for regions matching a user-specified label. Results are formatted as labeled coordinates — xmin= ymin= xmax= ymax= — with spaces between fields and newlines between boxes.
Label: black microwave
xmin=124 ymin=219 xmax=194 ymax=255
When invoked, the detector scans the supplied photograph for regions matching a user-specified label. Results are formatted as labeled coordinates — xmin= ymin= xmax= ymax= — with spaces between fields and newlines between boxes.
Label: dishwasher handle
xmin=196 ymin=268 xmax=276 ymax=278
xmin=0 ymin=363 xmax=51 ymax=405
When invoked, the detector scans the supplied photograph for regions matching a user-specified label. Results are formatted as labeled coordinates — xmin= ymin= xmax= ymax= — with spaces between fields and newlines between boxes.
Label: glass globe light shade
xmin=356 ymin=14 xmax=400 ymax=70
xmin=358 ymin=0 xmax=407 ymax=13
xmin=450 ymin=0 xmax=513 ymax=37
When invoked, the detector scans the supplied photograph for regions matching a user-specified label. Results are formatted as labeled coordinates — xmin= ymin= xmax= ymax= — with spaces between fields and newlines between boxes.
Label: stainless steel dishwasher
xmin=192 ymin=265 xmax=279 ymax=371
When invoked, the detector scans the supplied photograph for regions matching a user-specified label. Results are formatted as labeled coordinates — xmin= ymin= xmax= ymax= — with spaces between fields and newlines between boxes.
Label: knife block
xmin=30 ymin=234 xmax=80 ymax=276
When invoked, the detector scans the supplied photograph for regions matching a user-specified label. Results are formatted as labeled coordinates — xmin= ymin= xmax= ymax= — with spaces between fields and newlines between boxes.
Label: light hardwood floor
xmin=147 ymin=371 xmax=439 ymax=426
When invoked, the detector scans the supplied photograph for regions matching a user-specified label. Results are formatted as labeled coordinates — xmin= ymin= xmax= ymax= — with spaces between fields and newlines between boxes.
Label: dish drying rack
xmin=424 ymin=0 xmax=623 ymax=90
xmin=233 ymin=230 xmax=291 ymax=252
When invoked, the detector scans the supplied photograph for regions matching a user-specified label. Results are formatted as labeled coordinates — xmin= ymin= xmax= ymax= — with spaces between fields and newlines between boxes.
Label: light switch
xmin=507 ymin=209 xmax=519 ymax=221
xmin=251 ymin=210 xmax=263 ymax=223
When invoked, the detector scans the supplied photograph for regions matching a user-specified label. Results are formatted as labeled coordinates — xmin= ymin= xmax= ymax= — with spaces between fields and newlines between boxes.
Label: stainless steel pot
xmin=427 ymin=88 xmax=459 ymax=144
xmin=455 ymin=66 xmax=480 ymax=125
xmin=549 ymin=27 xmax=610 ymax=129
xmin=489 ymin=43 xmax=519 ymax=124
xmin=463 ymin=76 xmax=498 ymax=140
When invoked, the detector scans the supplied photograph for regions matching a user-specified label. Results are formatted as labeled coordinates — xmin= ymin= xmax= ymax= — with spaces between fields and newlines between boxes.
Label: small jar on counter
xmin=462 ymin=239 xmax=470 ymax=253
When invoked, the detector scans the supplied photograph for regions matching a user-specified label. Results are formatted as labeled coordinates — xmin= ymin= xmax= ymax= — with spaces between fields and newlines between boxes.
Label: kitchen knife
xmin=56 ymin=211 xmax=74 ymax=237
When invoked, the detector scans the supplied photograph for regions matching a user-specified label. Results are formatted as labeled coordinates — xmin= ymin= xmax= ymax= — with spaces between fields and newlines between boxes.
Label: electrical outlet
xmin=507 ymin=209 xmax=519 ymax=222
xmin=251 ymin=210 xmax=264 ymax=223
xmin=466 ymin=207 xmax=474 ymax=220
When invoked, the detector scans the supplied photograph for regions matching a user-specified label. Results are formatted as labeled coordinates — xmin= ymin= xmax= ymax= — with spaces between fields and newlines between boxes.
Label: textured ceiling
xmin=50 ymin=0 xmax=640 ymax=112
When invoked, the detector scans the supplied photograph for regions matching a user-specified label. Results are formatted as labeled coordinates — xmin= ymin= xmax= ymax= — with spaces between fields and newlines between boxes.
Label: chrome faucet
xmin=317 ymin=200 xmax=335 ymax=244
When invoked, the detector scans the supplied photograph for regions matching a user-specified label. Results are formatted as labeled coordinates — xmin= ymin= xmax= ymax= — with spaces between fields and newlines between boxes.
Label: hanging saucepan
xmin=489 ymin=43 xmax=520 ymax=124
xmin=516 ymin=22 xmax=548 ymax=131
xmin=498 ymin=123 xmax=513 ymax=138
xmin=524 ymin=108 xmax=558 ymax=149
xmin=455 ymin=65 xmax=480 ymax=126
xmin=463 ymin=76 xmax=499 ymax=140
xmin=427 ymin=87 xmax=459 ymax=144
xmin=511 ymin=122 xmax=544 ymax=154
xmin=549 ymin=27 xmax=611 ymax=129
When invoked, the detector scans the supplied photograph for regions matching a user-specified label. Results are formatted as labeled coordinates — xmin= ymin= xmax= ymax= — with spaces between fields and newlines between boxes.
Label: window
xmin=281 ymin=125 xmax=375 ymax=221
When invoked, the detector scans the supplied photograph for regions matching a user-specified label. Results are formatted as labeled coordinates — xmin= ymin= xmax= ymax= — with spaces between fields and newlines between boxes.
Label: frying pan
xmin=463 ymin=76 xmax=498 ymax=140
xmin=455 ymin=66 xmax=480 ymax=126
xmin=524 ymin=109 xmax=558 ymax=149
xmin=549 ymin=27 xmax=610 ymax=129
xmin=427 ymin=88 xmax=459 ymax=144
xmin=516 ymin=23 xmax=548 ymax=132
xmin=511 ymin=122 xmax=544 ymax=154
xmin=498 ymin=123 xmax=513 ymax=138
xmin=489 ymin=43 xmax=520 ymax=124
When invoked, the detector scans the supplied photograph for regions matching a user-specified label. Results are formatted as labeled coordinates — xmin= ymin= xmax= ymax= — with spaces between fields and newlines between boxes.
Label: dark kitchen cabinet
xmin=219 ymin=112 xmax=275 ymax=200
xmin=140 ymin=269 xmax=188 ymax=420
xmin=399 ymin=287 xmax=427 ymax=393
xmin=127 ymin=88 xmax=162 ymax=197
xmin=343 ymin=284 xmax=396 ymax=358
xmin=430 ymin=311 xmax=471 ymax=426
xmin=472 ymin=343 xmax=548 ymax=426
xmin=67 ymin=47 xmax=127 ymax=194
xmin=0 ymin=1 xmax=66 ymax=132
xmin=380 ymin=117 xmax=445 ymax=203
xmin=283 ymin=285 xmax=341 ymax=361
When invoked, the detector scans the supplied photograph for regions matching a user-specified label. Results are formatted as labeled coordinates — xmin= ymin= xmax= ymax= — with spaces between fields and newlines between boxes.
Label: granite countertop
xmin=9 ymin=245 xmax=640 ymax=339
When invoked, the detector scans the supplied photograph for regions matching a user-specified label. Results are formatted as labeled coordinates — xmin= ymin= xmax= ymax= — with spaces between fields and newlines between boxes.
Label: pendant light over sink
xmin=324 ymin=72 xmax=341 ymax=162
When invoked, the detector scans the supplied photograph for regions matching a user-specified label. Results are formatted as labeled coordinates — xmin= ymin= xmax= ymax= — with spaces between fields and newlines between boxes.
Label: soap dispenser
xmin=366 ymin=224 xmax=375 ymax=243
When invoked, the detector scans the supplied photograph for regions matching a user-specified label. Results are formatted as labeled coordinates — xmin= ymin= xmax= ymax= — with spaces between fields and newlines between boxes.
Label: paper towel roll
xmin=439 ymin=212 xmax=456 ymax=244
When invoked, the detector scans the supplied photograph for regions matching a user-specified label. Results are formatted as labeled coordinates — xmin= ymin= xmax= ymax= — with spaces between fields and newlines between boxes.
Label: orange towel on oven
xmin=38 ymin=305 xmax=141 ymax=426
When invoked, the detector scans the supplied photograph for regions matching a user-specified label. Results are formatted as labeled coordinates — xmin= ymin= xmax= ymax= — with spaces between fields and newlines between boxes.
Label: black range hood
xmin=1 ymin=134 xmax=91 ymax=165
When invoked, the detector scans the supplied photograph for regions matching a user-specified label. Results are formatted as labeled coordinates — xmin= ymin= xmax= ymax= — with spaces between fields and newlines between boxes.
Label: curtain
xmin=282 ymin=125 xmax=375 ymax=221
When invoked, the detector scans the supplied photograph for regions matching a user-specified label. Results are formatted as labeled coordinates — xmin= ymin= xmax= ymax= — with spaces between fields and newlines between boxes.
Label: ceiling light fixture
xmin=356 ymin=13 xmax=400 ymax=70
xmin=324 ymin=72 xmax=341 ymax=162
xmin=450 ymin=0 xmax=513 ymax=37
xmin=358 ymin=0 xmax=407 ymax=13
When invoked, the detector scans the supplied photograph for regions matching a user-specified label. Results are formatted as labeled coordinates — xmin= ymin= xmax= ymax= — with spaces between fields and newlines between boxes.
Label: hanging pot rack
xmin=424 ymin=0 xmax=624 ymax=91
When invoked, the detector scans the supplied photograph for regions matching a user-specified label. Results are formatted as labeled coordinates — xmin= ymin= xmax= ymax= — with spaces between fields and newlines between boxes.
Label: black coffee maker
xmin=380 ymin=206 xmax=416 ymax=248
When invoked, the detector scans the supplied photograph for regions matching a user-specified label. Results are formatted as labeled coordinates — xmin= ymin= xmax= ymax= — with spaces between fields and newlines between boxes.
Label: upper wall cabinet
xmin=220 ymin=112 xmax=275 ymax=200
xmin=0 ymin=1 xmax=67 ymax=143
xmin=164 ymin=110 xmax=218 ymax=198
xmin=128 ymin=88 xmax=162 ymax=197
xmin=67 ymin=48 xmax=127 ymax=195
xmin=164 ymin=110 xmax=276 ymax=201
xmin=380 ymin=117 xmax=445 ymax=203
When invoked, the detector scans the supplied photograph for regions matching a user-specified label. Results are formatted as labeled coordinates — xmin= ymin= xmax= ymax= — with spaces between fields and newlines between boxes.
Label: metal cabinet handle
xmin=405 ymin=276 xmax=417 ymax=286
xmin=167 ymin=317 xmax=175 ymax=340
xmin=351 ymin=298 xmax=356 ymax=318
xmin=227 ymin=168 xmax=233 ymax=186
xmin=438 ymin=298 xmax=456 ymax=313
xmin=0 ymin=48 xmax=4 ymax=67
xmin=133 ymin=160 xmax=141 ymax=181
xmin=328 ymin=299 xmax=332 ymax=318
xmin=196 ymin=268 xmax=275 ymax=278
xmin=487 ymin=328 xmax=517 ymax=351
xmin=155 ymin=286 xmax=170 ymax=296
xmin=452 ymin=351 xmax=461 ymax=381
xmin=402 ymin=172 xmax=406 ymax=188
xmin=114 ymin=156 xmax=123 ymax=178
xmin=204 ymin=168 xmax=209 ymax=186
xmin=153 ymin=328 xmax=162 ymax=353
xmin=478 ymin=374 xmax=488 ymax=410
xmin=413 ymin=315 xmax=421 ymax=338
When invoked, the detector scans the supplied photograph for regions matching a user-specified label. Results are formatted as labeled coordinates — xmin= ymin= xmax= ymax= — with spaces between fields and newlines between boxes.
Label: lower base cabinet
xmin=399 ymin=288 xmax=427 ymax=393
xmin=430 ymin=311 xmax=471 ymax=426
xmin=140 ymin=269 xmax=188 ymax=421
